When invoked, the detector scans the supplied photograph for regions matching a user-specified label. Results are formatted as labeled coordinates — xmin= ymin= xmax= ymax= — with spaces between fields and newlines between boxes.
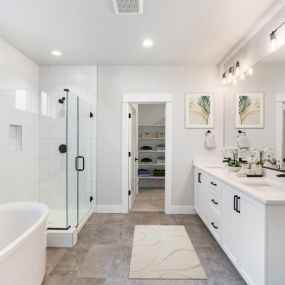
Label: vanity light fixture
xmin=269 ymin=22 xmax=285 ymax=52
xmin=52 ymin=50 xmax=62 ymax=56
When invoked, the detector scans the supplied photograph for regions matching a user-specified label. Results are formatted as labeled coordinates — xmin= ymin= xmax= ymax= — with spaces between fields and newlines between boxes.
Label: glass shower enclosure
xmin=39 ymin=88 xmax=93 ymax=229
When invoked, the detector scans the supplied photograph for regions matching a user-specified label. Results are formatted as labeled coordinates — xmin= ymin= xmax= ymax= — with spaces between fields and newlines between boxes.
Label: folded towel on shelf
xmin=157 ymin=156 xmax=165 ymax=164
xmin=140 ymin=146 xmax=153 ymax=151
xmin=138 ymin=169 xmax=151 ymax=177
xmin=205 ymin=132 xmax=216 ymax=148
xmin=140 ymin=158 xmax=153 ymax=164
xmin=156 ymin=132 xmax=165 ymax=138
xmin=141 ymin=132 xmax=155 ymax=138
xmin=237 ymin=133 xmax=249 ymax=149
xmin=156 ymin=143 xmax=165 ymax=150
xmin=153 ymin=169 xmax=165 ymax=177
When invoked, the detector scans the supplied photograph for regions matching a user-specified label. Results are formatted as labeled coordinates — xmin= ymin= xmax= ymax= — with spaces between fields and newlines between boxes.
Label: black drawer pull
xmin=198 ymin=172 xmax=202 ymax=183
xmin=211 ymin=199 xmax=218 ymax=205
xmin=236 ymin=196 xmax=241 ymax=213
xmin=211 ymin=222 xmax=218 ymax=229
xmin=210 ymin=181 xmax=217 ymax=186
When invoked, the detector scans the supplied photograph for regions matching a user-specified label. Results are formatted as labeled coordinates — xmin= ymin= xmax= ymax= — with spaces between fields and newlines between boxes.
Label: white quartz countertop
xmin=194 ymin=163 xmax=285 ymax=205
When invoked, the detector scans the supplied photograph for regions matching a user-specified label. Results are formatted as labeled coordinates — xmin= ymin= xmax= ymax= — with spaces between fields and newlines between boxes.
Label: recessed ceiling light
xmin=52 ymin=50 xmax=62 ymax=56
xmin=143 ymin=39 xmax=153 ymax=48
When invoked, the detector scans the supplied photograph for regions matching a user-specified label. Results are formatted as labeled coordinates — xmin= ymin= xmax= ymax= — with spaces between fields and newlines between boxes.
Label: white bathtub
xmin=0 ymin=203 xmax=48 ymax=285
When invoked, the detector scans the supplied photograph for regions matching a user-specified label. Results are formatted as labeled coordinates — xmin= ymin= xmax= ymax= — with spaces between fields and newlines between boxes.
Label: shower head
xmin=58 ymin=97 xmax=65 ymax=104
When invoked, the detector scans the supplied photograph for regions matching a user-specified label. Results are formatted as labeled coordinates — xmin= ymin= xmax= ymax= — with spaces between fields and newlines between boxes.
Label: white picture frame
xmin=185 ymin=93 xmax=214 ymax=128
xmin=235 ymin=93 xmax=264 ymax=129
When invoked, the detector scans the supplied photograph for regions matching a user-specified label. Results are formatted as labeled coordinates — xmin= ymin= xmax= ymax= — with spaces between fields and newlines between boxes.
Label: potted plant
xmin=228 ymin=147 xmax=242 ymax=172
xmin=228 ymin=159 xmax=242 ymax=172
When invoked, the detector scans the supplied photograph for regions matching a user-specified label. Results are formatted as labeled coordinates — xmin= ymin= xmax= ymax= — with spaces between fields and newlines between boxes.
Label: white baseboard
xmin=167 ymin=206 xmax=197 ymax=214
xmin=96 ymin=204 xmax=125 ymax=213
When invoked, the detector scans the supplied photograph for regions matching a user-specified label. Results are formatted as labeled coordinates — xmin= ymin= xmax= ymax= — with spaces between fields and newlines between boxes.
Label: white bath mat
xmin=129 ymin=225 xmax=207 ymax=279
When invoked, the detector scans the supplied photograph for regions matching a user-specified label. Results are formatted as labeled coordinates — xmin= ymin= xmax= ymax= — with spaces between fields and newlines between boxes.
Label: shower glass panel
xmin=39 ymin=89 xmax=93 ymax=229
xmin=77 ymin=97 xmax=92 ymax=224
xmin=39 ymin=88 xmax=68 ymax=229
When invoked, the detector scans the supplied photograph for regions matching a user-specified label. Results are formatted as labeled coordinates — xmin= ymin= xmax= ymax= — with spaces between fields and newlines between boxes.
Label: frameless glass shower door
xmin=77 ymin=97 xmax=92 ymax=225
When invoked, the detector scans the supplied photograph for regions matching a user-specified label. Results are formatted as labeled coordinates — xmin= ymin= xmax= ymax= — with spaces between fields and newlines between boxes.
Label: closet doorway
xmin=132 ymin=104 xmax=165 ymax=212
xmin=122 ymin=94 xmax=172 ymax=214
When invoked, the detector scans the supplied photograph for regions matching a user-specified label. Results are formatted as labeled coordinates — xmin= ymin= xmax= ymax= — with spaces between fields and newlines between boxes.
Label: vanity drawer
xmin=208 ymin=190 xmax=221 ymax=216
xmin=208 ymin=213 xmax=221 ymax=242
xmin=207 ymin=176 xmax=221 ymax=195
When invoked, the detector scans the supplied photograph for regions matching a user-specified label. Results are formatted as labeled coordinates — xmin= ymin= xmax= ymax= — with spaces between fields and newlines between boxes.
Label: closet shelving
xmin=138 ymin=125 xmax=165 ymax=184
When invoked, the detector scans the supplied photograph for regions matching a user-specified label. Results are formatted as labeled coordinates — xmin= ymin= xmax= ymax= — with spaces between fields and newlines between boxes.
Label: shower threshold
xmin=47 ymin=208 xmax=93 ymax=248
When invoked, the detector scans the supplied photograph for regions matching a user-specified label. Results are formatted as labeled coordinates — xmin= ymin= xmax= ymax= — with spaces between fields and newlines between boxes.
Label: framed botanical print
xmin=185 ymin=93 xmax=214 ymax=128
xmin=235 ymin=93 xmax=264 ymax=128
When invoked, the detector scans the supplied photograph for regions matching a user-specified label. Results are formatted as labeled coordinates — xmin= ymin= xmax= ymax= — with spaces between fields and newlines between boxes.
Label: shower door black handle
xmin=75 ymin=156 xmax=85 ymax=171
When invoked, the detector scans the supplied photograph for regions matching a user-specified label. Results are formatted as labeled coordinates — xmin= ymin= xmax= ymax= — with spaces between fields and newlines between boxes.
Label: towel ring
xmin=238 ymin=130 xmax=246 ymax=135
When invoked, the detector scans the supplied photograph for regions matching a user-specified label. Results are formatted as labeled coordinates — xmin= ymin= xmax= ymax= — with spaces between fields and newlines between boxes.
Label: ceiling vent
xmin=113 ymin=0 xmax=143 ymax=15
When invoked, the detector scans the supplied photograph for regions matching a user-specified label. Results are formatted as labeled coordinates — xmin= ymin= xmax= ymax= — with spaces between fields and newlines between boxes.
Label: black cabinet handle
xmin=210 ymin=181 xmax=217 ymax=186
xmin=75 ymin=156 xmax=85 ymax=171
xmin=234 ymin=195 xmax=237 ymax=211
xmin=198 ymin=173 xmax=202 ymax=183
xmin=211 ymin=222 xmax=218 ymax=229
xmin=236 ymin=196 xmax=241 ymax=213
xmin=211 ymin=199 xmax=218 ymax=205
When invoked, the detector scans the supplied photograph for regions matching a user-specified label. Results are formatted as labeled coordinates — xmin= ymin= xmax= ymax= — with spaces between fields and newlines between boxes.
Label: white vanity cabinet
xmin=222 ymin=183 xmax=265 ymax=285
xmin=194 ymin=166 xmax=285 ymax=285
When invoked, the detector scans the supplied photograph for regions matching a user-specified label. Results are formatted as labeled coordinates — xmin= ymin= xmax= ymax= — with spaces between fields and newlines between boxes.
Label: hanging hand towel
xmin=237 ymin=133 xmax=249 ymax=149
xmin=205 ymin=133 xmax=216 ymax=148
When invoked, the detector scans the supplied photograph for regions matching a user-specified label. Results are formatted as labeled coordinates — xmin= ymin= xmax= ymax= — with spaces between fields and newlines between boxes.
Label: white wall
xmin=224 ymin=63 xmax=285 ymax=151
xmin=39 ymin=66 xmax=97 ymax=216
xmin=0 ymin=38 xmax=39 ymax=203
xmin=97 ymin=65 xmax=223 ymax=210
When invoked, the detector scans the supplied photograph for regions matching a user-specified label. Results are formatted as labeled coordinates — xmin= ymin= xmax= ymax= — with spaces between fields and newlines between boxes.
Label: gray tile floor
xmin=132 ymin=189 xmax=165 ymax=212
xmin=43 ymin=212 xmax=246 ymax=285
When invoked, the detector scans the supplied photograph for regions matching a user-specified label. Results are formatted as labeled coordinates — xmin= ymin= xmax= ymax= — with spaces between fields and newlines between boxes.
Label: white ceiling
xmin=0 ymin=0 xmax=283 ymax=65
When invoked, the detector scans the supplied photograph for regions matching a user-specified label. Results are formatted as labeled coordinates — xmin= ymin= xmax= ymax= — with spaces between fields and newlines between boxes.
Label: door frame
xmin=122 ymin=93 xmax=173 ymax=213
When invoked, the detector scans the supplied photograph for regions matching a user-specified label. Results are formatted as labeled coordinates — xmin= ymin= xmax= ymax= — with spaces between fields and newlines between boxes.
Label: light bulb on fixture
xmin=235 ymin=61 xmax=240 ymax=76
xmin=228 ymin=67 xmax=234 ymax=81
xmin=247 ymin=68 xmax=253 ymax=76
xmin=270 ymin=32 xmax=277 ymax=52
xmin=233 ymin=78 xmax=237 ymax=85
xmin=222 ymin=72 xmax=227 ymax=85
xmin=240 ymin=73 xmax=245 ymax=80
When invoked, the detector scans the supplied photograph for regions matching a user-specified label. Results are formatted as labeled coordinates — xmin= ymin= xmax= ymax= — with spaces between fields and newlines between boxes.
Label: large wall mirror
xmin=224 ymin=45 xmax=285 ymax=171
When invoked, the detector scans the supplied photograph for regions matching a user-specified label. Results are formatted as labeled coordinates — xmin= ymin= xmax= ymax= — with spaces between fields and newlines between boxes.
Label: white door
xmin=238 ymin=194 xmax=265 ymax=285
xmin=128 ymin=105 xmax=137 ymax=209
xmin=221 ymin=184 xmax=239 ymax=266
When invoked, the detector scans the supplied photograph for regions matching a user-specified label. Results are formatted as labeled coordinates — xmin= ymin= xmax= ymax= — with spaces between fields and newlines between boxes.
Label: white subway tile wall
xmin=0 ymin=38 xmax=40 ymax=203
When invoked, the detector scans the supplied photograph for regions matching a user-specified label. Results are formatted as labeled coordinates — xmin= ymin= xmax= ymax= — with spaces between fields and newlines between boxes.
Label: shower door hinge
xmin=90 ymin=112 xmax=94 ymax=118
xmin=128 ymin=113 xmax=131 ymax=118
xmin=90 ymin=196 xmax=94 ymax=203
xmin=128 ymin=152 xmax=131 ymax=157
xmin=128 ymin=190 xmax=131 ymax=195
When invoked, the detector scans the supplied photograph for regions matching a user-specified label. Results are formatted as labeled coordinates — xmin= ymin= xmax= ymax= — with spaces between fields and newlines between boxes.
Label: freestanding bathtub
xmin=0 ymin=203 xmax=49 ymax=285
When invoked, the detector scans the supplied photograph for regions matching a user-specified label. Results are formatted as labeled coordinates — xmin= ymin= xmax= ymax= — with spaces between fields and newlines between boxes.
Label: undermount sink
xmin=241 ymin=181 xmax=283 ymax=193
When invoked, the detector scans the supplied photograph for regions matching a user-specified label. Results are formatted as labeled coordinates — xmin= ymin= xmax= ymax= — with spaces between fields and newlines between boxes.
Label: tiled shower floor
xmin=43 ymin=212 xmax=246 ymax=285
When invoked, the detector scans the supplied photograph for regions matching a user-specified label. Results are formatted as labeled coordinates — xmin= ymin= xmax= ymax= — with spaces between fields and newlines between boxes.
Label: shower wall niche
xmin=39 ymin=88 xmax=93 ymax=229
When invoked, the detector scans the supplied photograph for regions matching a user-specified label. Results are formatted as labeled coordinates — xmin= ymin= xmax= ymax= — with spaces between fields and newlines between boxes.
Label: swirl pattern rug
xmin=129 ymin=225 xmax=207 ymax=279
